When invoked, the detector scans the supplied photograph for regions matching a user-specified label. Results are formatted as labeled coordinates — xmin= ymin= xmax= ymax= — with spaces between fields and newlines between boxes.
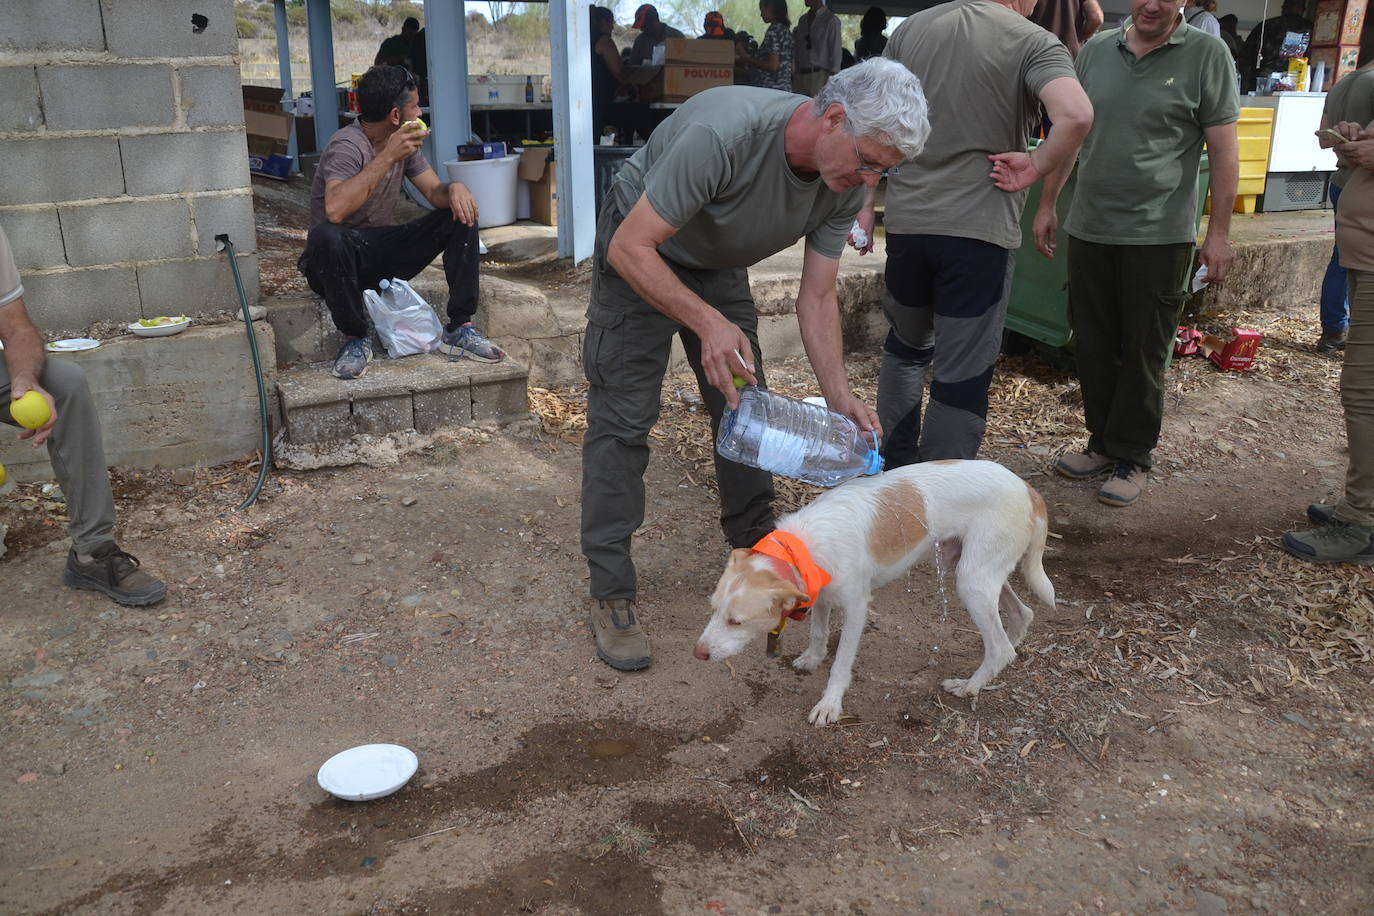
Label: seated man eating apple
xmin=298 ymin=65 xmax=505 ymax=379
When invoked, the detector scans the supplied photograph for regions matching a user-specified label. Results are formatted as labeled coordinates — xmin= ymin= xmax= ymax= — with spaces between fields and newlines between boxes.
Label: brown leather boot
xmin=590 ymin=599 xmax=651 ymax=671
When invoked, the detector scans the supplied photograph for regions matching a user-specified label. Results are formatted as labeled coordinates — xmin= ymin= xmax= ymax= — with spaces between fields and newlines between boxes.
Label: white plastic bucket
xmin=444 ymin=155 xmax=520 ymax=229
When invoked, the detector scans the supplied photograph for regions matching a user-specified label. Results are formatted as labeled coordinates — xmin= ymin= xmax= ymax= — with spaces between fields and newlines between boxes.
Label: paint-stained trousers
xmin=1334 ymin=269 xmax=1374 ymax=526
xmin=581 ymin=202 xmax=775 ymax=601
xmin=877 ymin=233 xmax=1014 ymax=467
xmin=1 ymin=359 xmax=117 ymax=553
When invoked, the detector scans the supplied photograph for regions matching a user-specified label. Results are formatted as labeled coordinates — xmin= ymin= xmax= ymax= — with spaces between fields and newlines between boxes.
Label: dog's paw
xmin=941 ymin=677 xmax=980 ymax=698
xmin=792 ymin=650 xmax=824 ymax=672
xmin=807 ymin=696 xmax=844 ymax=726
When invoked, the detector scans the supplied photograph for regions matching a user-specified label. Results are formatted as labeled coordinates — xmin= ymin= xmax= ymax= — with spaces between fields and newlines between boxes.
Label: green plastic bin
xmin=1006 ymin=149 xmax=1210 ymax=348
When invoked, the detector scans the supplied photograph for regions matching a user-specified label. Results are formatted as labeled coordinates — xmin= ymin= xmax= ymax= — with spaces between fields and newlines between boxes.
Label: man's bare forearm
xmin=0 ymin=299 xmax=47 ymax=391
xmin=325 ymin=155 xmax=399 ymax=223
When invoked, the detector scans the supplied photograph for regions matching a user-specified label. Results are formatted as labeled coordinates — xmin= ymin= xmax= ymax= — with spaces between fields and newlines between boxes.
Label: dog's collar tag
xmin=751 ymin=530 xmax=831 ymax=622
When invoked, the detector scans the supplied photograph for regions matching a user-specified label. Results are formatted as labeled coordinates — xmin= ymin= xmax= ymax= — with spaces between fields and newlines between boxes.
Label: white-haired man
xmin=581 ymin=58 xmax=930 ymax=671
xmin=865 ymin=0 xmax=1093 ymax=469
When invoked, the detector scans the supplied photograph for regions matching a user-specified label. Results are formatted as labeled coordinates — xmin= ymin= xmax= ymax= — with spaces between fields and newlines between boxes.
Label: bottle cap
xmin=864 ymin=431 xmax=882 ymax=476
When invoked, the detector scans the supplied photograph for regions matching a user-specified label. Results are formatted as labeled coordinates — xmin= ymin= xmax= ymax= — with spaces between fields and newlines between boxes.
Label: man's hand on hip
xmin=987 ymin=151 xmax=1042 ymax=193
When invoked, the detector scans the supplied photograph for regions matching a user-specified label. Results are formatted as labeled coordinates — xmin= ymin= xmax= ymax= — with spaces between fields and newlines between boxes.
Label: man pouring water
xmin=580 ymin=58 xmax=931 ymax=671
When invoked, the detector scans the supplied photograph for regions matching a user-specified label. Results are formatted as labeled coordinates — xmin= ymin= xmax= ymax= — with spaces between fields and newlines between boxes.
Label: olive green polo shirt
xmin=609 ymin=86 xmax=861 ymax=270
xmin=1064 ymin=17 xmax=1240 ymax=246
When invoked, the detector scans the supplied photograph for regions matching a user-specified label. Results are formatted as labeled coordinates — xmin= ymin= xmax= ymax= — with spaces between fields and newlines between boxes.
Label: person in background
xmin=1282 ymin=117 xmax=1374 ymax=565
xmin=297 ymin=66 xmax=505 ymax=380
xmin=854 ymin=6 xmax=888 ymax=61
xmin=579 ymin=60 xmax=930 ymax=671
xmin=702 ymin=10 xmax=729 ymax=38
xmin=792 ymin=0 xmax=841 ymax=95
xmin=591 ymin=5 xmax=623 ymax=144
xmin=1239 ymin=0 xmax=1312 ymax=92
xmin=629 ymin=4 xmax=685 ymax=65
xmin=1218 ymin=14 xmax=1243 ymax=64
xmin=739 ymin=0 xmax=794 ymax=91
xmin=1044 ymin=0 xmax=1239 ymax=507
xmin=870 ymin=0 xmax=1093 ymax=469
xmin=1314 ymin=55 xmax=1374 ymax=353
xmin=0 ymin=224 xmax=166 ymax=607
xmin=375 ymin=16 xmax=420 ymax=68
xmin=1183 ymin=0 xmax=1221 ymax=37
xmin=1029 ymin=0 xmax=1105 ymax=60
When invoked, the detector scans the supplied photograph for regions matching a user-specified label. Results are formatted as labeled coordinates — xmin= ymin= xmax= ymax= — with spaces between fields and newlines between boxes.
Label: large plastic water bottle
xmin=716 ymin=386 xmax=882 ymax=487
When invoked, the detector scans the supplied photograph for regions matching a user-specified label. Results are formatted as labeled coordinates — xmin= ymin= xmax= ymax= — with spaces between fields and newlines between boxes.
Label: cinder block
xmin=191 ymin=193 xmax=257 ymax=256
xmin=0 ymin=67 xmax=41 ymax=132
xmin=351 ymin=394 xmax=415 ymax=435
xmin=283 ymin=401 xmax=356 ymax=444
xmin=0 ymin=137 xmax=124 ymax=206
xmin=0 ymin=207 xmax=65 ymax=270
xmin=103 ymin=0 xmax=239 ymax=59
xmin=121 ymin=130 xmax=251 ymax=196
xmin=0 ymin=324 xmax=280 ymax=482
xmin=59 ymin=198 xmax=193 ymax=267
xmin=39 ymin=64 xmax=176 ymax=132
xmin=414 ymin=385 xmax=473 ymax=432
xmin=263 ymin=296 xmax=327 ymax=367
xmin=179 ymin=66 xmax=245 ymax=128
xmin=0 ymin=0 xmax=105 ymax=53
xmin=21 ymin=266 xmax=141 ymax=333
xmin=471 ymin=366 xmax=530 ymax=424
xmin=136 ymin=253 xmax=260 ymax=315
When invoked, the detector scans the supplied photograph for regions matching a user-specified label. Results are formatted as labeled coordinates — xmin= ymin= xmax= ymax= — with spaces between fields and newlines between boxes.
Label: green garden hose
xmin=216 ymin=234 xmax=271 ymax=511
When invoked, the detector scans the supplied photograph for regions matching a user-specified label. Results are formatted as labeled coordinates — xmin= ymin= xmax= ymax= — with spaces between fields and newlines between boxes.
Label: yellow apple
xmin=10 ymin=390 xmax=51 ymax=430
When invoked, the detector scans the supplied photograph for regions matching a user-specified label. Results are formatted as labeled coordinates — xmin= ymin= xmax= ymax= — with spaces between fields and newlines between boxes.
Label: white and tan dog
xmin=693 ymin=460 xmax=1055 ymax=725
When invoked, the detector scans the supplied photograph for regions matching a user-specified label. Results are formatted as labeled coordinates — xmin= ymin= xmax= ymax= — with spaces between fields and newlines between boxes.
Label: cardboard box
xmin=518 ymin=147 xmax=556 ymax=226
xmin=458 ymin=141 xmax=507 ymax=161
xmin=638 ymin=64 xmax=735 ymax=103
xmin=242 ymin=86 xmax=294 ymax=180
xmin=1201 ymin=328 xmax=1262 ymax=371
xmin=664 ymin=38 xmax=736 ymax=66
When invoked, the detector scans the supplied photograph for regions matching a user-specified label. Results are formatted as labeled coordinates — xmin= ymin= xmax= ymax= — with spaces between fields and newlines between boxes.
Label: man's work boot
xmin=1315 ymin=329 xmax=1347 ymax=353
xmin=1307 ymin=503 xmax=1337 ymax=526
xmin=590 ymin=599 xmax=651 ymax=671
xmin=63 ymin=544 xmax=166 ymax=606
xmin=1054 ymin=448 xmax=1115 ymax=479
xmin=1282 ymin=520 xmax=1374 ymax=566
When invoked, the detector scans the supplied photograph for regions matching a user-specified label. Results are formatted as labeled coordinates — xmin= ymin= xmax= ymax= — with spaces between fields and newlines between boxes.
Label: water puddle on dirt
xmin=586 ymin=737 xmax=637 ymax=759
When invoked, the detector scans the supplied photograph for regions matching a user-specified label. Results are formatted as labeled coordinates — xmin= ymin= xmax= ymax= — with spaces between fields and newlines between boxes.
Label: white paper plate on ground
xmin=317 ymin=744 xmax=418 ymax=801
xmin=46 ymin=338 xmax=101 ymax=352
xmin=128 ymin=317 xmax=190 ymax=337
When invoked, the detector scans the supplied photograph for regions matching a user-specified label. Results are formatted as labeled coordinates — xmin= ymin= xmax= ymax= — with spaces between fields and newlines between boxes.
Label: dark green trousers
xmin=580 ymin=202 xmax=775 ymax=601
xmin=1066 ymin=236 xmax=1194 ymax=469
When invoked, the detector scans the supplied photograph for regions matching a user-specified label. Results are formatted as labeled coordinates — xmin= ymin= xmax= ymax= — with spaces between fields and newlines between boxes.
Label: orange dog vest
xmin=751 ymin=530 xmax=831 ymax=621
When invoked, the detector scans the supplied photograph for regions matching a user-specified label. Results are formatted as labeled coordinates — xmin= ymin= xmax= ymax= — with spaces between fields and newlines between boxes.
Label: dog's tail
xmin=1021 ymin=484 xmax=1056 ymax=608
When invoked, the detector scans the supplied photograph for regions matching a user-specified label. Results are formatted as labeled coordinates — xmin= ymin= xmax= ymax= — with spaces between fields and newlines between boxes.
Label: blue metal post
xmin=305 ymin=0 xmax=339 ymax=153
xmin=273 ymin=0 xmax=299 ymax=173
xmin=550 ymin=0 xmax=594 ymax=262
xmin=425 ymin=0 xmax=472 ymax=177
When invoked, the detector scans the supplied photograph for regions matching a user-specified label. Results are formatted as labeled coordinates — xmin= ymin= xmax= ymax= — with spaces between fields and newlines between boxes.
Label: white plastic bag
xmin=363 ymin=278 xmax=443 ymax=358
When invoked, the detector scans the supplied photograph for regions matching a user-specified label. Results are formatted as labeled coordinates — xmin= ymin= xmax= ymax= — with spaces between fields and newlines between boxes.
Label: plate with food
xmin=46 ymin=338 xmax=102 ymax=352
xmin=128 ymin=316 xmax=191 ymax=338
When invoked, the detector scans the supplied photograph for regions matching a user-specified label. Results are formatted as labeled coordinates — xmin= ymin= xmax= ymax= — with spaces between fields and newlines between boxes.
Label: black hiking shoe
xmin=63 ymin=544 xmax=166 ymax=606
xmin=1282 ymin=520 xmax=1374 ymax=566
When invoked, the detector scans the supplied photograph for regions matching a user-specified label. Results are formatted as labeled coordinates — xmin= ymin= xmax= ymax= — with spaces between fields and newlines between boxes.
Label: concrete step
xmin=276 ymin=353 xmax=528 ymax=446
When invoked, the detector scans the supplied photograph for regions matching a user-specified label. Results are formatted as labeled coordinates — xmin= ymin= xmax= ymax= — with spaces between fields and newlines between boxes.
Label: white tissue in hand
xmin=850 ymin=220 xmax=868 ymax=249
xmin=1190 ymin=264 xmax=1208 ymax=293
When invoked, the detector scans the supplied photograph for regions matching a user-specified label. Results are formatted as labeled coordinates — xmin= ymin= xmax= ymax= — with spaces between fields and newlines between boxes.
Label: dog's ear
xmin=772 ymin=580 xmax=810 ymax=612
xmin=727 ymin=548 xmax=753 ymax=568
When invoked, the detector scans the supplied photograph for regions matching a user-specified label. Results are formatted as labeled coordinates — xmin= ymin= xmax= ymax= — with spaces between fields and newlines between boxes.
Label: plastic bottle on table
xmin=716 ymin=386 xmax=882 ymax=487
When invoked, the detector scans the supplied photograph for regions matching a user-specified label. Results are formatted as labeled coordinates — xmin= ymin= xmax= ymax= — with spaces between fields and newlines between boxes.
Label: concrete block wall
xmin=0 ymin=0 xmax=257 ymax=335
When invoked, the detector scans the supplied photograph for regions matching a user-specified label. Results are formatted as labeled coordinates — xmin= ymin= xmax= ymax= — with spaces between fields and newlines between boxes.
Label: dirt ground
xmin=4 ymin=218 xmax=1374 ymax=914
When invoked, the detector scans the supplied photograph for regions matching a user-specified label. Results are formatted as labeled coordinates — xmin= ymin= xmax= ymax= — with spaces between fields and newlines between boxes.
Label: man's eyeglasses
xmin=851 ymin=135 xmax=884 ymax=177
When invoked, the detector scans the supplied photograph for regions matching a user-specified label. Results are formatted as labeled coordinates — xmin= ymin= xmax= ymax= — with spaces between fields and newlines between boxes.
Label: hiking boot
xmin=590 ymin=599 xmax=651 ymax=671
xmin=1055 ymin=448 xmax=1115 ymax=479
xmin=63 ymin=544 xmax=166 ymax=606
xmin=1098 ymin=460 xmax=1147 ymax=507
xmin=1307 ymin=503 xmax=1337 ymax=526
xmin=1282 ymin=520 xmax=1374 ymax=566
xmin=442 ymin=324 xmax=506 ymax=363
xmin=332 ymin=336 xmax=373 ymax=379
xmin=1315 ymin=329 xmax=1348 ymax=353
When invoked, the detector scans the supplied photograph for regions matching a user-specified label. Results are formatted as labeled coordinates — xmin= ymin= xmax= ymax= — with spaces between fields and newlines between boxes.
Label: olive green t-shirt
xmin=1065 ymin=19 xmax=1240 ymax=246
xmin=1325 ymin=69 xmax=1374 ymax=189
xmin=881 ymin=0 xmax=1076 ymax=249
xmin=610 ymin=86 xmax=861 ymax=269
